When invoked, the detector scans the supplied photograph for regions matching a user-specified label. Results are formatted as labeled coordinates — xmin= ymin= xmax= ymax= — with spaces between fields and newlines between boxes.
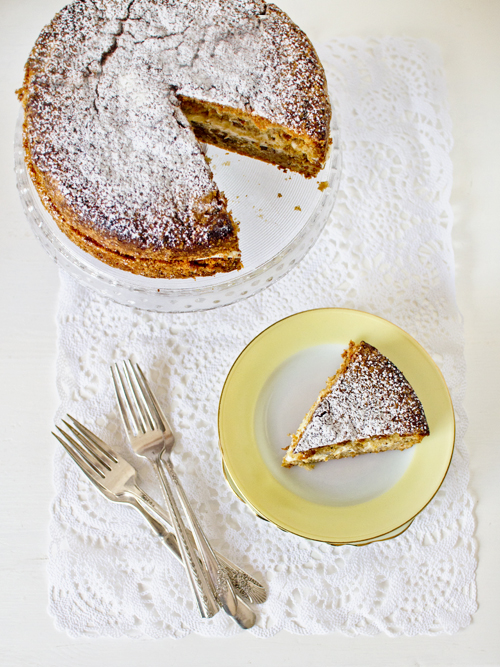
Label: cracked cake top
xmin=19 ymin=0 xmax=331 ymax=253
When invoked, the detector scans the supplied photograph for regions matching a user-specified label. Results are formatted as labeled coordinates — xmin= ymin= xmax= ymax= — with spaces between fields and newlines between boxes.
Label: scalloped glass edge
xmin=14 ymin=109 xmax=341 ymax=312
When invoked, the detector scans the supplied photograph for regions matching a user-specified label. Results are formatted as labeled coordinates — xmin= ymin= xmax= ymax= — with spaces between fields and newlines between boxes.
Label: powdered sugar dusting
xmin=294 ymin=342 xmax=430 ymax=454
xmin=21 ymin=0 xmax=330 ymax=251
xmin=43 ymin=37 xmax=476 ymax=638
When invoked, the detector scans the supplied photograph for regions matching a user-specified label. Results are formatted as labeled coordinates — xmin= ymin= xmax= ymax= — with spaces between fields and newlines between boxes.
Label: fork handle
xmin=161 ymin=458 xmax=255 ymax=630
xmin=152 ymin=459 xmax=220 ymax=619
xmin=130 ymin=497 xmax=256 ymax=629
xmin=132 ymin=498 xmax=184 ymax=558
xmin=134 ymin=485 xmax=266 ymax=605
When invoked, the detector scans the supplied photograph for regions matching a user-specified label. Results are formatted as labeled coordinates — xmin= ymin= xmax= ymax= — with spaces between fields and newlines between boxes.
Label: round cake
xmin=18 ymin=0 xmax=332 ymax=279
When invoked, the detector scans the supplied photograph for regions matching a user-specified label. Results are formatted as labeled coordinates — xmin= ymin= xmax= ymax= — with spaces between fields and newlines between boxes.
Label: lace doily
xmin=48 ymin=37 xmax=477 ymax=638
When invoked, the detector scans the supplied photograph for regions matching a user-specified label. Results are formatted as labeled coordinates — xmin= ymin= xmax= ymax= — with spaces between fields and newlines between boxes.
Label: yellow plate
xmin=221 ymin=461 xmax=415 ymax=546
xmin=218 ymin=308 xmax=455 ymax=544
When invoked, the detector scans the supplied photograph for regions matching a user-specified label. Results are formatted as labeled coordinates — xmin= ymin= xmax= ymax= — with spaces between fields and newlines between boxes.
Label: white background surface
xmin=1 ymin=0 xmax=499 ymax=664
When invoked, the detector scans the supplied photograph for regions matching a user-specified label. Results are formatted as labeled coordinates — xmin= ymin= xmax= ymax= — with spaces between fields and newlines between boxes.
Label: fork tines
xmin=53 ymin=415 xmax=117 ymax=480
xmin=111 ymin=360 xmax=165 ymax=436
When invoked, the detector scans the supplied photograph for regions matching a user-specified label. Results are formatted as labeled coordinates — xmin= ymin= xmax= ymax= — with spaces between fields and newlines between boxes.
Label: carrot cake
xmin=18 ymin=0 xmax=332 ymax=278
xmin=283 ymin=341 xmax=430 ymax=468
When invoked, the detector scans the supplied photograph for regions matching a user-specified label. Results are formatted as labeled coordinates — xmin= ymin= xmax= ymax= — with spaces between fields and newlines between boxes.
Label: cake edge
xmin=282 ymin=341 xmax=430 ymax=469
xmin=19 ymin=87 xmax=243 ymax=280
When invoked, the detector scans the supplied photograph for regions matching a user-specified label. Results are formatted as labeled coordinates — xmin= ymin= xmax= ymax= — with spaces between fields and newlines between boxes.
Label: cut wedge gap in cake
xmin=282 ymin=340 xmax=430 ymax=469
xmin=180 ymin=97 xmax=331 ymax=179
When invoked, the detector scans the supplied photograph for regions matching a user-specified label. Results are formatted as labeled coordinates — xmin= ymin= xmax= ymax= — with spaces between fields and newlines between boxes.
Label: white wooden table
xmin=1 ymin=1 xmax=499 ymax=664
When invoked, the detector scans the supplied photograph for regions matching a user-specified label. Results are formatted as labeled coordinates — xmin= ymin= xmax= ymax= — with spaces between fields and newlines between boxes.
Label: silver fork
xmin=111 ymin=360 xmax=248 ymax=627
xmin=56 ymin=421 xmax=264 ymax=605
xmin=53 ymin=416 xmax=257 ymax=629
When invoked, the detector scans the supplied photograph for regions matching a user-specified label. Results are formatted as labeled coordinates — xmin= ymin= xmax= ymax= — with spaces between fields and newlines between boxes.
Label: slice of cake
xmin=282 ymin=341 xmax=430 ymax=469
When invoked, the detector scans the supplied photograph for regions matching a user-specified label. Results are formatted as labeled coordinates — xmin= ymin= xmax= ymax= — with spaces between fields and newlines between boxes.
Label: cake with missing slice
xmin=18 ymin=0 xmax=331 ymax=279
xmin=282 ymin=341 xmax=430 ymax=469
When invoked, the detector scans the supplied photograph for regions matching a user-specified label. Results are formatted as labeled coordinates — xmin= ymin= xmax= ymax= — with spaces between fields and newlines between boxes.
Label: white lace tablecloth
xmin=48 ymin=37 xmax=477 ymax=638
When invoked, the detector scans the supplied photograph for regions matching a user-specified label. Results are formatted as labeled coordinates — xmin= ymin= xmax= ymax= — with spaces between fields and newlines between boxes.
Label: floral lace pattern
xmin=48 ymin=37 xmax=476 ymax=637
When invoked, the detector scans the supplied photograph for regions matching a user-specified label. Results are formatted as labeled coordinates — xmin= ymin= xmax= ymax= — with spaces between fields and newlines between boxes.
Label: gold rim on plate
xmin=221 ymin=461 xmax=415 ymax=546
xmin=218 ymin=308 xmax=455 ymax=545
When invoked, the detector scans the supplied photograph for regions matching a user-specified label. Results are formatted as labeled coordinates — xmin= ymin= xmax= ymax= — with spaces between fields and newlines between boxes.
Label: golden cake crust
xmin=283 ymin=341 xmax=430 ymax=468
xmin=18 ymin=0 xmax=332 ymax=279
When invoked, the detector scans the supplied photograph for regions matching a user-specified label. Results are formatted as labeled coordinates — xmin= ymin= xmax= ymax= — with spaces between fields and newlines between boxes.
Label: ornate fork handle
xmin=129 ymin=491 xmax=256 ymax=629
xmin=134 ymin=483 xmax=265 ymax=605
xmin=161 ymin=457 xmax=242 ymax=623
xmin=151 ymin=457 xmax=220 ymax=619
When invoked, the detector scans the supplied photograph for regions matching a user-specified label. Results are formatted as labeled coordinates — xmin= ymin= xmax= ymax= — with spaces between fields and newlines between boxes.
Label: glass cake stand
xmin=15 ymin=111 xmax=341 ymax=313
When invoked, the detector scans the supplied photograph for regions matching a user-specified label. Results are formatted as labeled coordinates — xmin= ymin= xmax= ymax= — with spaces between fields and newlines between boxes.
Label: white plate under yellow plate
xmin=218 ymin=308 xmax=455 ymax=545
